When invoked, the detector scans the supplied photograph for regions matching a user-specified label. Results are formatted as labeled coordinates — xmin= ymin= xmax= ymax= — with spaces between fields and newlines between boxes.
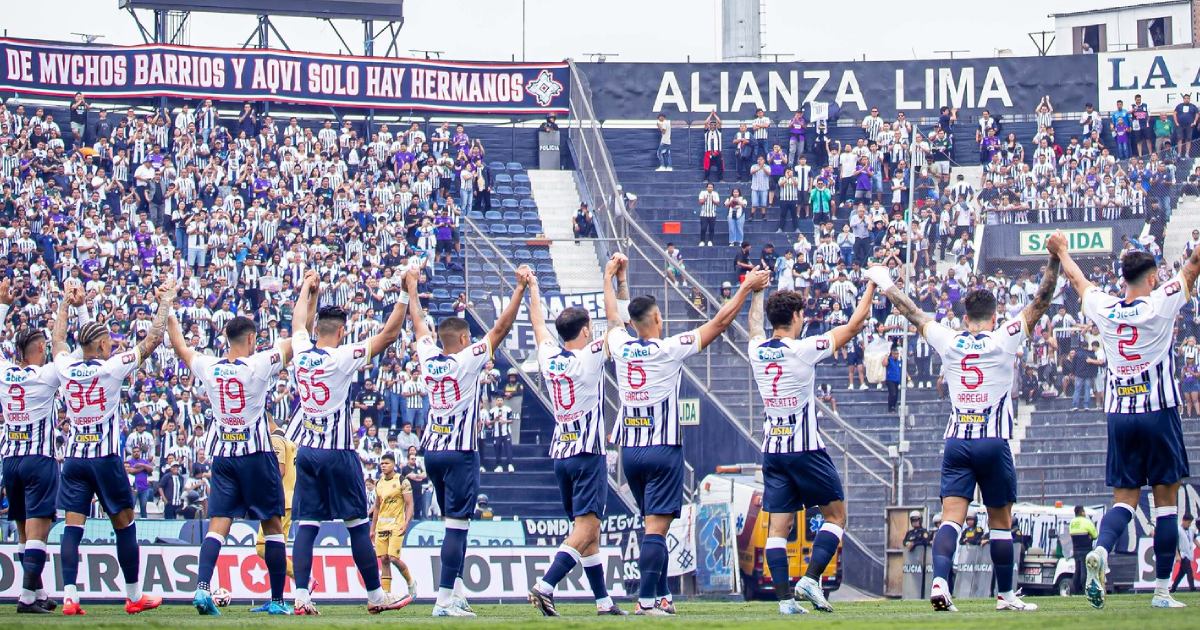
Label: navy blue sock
xmin=115 ymin=524 xmax=140 ymax=590
xmin=931 ymin=523 xmax=960 ymax=583
xmin=582 ymin=556 xmax=609 ymax=600
xmin=264 ymin=536 xmax=288 ymax=602
xmin=765 ymin=539 xmax=791 ymax=601
xmin=989 ymin=530 xmax=1015 ymax=593
xmin=196 ymin=534 xmax=223 ymax=591
xmin=541 ymin=547 xmax=579 ymax=588
xmin=292 ymin=524 xmax=320 ymax=596
xmin=1096 ymin=504 xmax=1134 ymax=553
xmin=637 ymin=534 xmax=666 ymax=604
xmin=1155 ymin=511 xmax=1180 ymax=580
xmin=439 ymin=527 xmax=468 ymax=590
xmin=61 ymin=526 xmax=83 ymax=587
xmin=22 ymin=547 xmax=47 ymax=593
xmin=657 ymin=550 xmax=670 ymax=598
xmin=348 ymin=523 xmax=382 ymax=592
xmin=804 ymin=525 xmax=843 ymax=581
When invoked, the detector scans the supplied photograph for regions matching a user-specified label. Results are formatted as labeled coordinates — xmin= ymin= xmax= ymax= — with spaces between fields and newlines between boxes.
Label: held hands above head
xmin=66 ymin=285 xmax=85 ymax=308
xmin=302 ymin=269 xmax=320 ymax=293
xmin=0 ymin=278 xmax=13 ymax=306
xmin=863 ymin=265 xmax=895 ymax=292
xmin=744 ymin=266 xmax=771 ymax=292
xmin=1045 ymin=230 xmax=1068 ymax=257
xmin=515 ymin=264 xmax=533 ymax=288
xmin=154 ymin=275 xmax=179 ymax=303
xmin=605 ymin=252 xmax=629 ymax=279
xmin=403 ymin=267 xmax=420 ymax=291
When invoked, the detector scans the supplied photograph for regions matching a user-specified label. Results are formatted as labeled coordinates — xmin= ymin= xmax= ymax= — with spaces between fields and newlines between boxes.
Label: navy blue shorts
xmin=622 ymin=445 xmax=683 ymax=518
xmin=425 ymin=450 xmax=480 ymax=519
xmin=3 ymin=455 xmax=59 ymax=520
xmin=1106 ymin=407 xmax=1191 ymax=488
xmin=554 ymin=453 xmax=608 ymax=519
xmin=58 ymin=455 xmax=135 ymax=515
xmin=941 ymin=438 xmax=1017 ymax=508
xmin=209 ymin=451 xmax=286 ymax=520
xmin=762 ymin=450 xmax=844 ymax=513
xmin=292 ymin=448 xmax=368 ymax=522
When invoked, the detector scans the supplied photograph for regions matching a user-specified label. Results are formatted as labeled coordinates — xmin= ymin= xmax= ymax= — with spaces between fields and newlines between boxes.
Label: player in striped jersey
xmin=286 ymin=271 xmax=411 ymax=616
xmin=747 ymin=273 xmax=878 ymax=615
xmin=525 ymin=267 xmax=626 ymax=617
xmin=164 ymin=313 xmax=293 ymax=615
xmin=0 ymin=279 xmax=66 ymax=614
xmin=406 ymin=265 xmax=527 ymax=617
xmin=55 ymin=277 xmax=177 ymax=616
xmin=865 ymin=233 xmax=1065 ymax=614
xmin=605 ymin=254 xmax=770 ymax=616
xmin=1056 ymin=234 xmax=1200 ymax=610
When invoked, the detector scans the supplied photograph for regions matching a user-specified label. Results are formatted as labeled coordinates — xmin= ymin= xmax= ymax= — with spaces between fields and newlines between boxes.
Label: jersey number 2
xmin=1117 ymin=324 xmax=1142 ymax=361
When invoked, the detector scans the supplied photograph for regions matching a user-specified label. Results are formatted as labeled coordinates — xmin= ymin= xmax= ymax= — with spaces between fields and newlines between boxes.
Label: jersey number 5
xmin=960 ymin=354 xmax=983 ymax=390
xmin=1117 ymin=324 xmax=1142 ymax=361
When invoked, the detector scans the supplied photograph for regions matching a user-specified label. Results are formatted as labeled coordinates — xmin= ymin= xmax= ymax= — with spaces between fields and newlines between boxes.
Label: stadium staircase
xmin=1162 ymin=158 xmax=1200 ymax=258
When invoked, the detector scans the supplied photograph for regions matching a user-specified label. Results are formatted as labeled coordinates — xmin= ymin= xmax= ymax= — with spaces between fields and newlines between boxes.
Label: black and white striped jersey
xmin=0 ymin=359 xmax=63 ymax=459
xmin=287 ymin=330 xmax=372 ymax=450
xmin=923 ymin=319 xmax=1026 ymax=440
xmin=749 ymin=334 xmax=833 ymax=453
xmin=607 ymin=328 xmax=701 ymax=447
xmin=416 ymin=335 xmax=492 ymax=452
xmin=192 ymin=347 xmax=283 ymax=458
xmin=56 ymin=349 xmax=142 ymax=459
xmin=537 ymin=339 xmax=607 ymax=459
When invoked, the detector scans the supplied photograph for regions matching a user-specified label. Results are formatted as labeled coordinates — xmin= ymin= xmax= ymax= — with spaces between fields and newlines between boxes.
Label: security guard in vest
xmin=1069 ymin=505 xmax=1098 ymax=596
xmin=960 ymin=514 xmax=985 ymax=546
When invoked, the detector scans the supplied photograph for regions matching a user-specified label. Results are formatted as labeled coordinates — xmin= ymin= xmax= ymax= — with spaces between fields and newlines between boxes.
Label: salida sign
xmin=1019 ymin=227 xmax=1113 ymax=256
xmin=0 ymin=544 xmax=624 ymax=601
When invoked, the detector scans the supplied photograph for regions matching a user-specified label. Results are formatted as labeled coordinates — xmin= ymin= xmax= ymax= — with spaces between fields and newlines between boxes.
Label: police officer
xmin=904 ymin=511 xmax=932 ymax=550
xmin=1070 ymin=505 xmax=1097 ymax=596
xmin=960 ymin=514 xmax=985 ymax=546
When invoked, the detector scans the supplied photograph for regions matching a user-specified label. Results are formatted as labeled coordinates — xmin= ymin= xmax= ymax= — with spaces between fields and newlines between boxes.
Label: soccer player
xmin=1055 ymin=230 xmax=1200 ymax=609
xmin=525 ymin=268 xmax=627 ymax=617
xmin=862 ymin=233 xmax=1064 ymax=614
xmin=372 ymin=453 xmax=416 ymax=596
xmin=406 ymin=265 xmax=527 ymax=617
xmin=251 ymin=417 xmax=314 ymax=612
xmin=746 ymin=270 xmax=877 ymax=615
xmin=56 ymin=276 xmax=177 ymax=615
xmin=286 ymin=270 xmax=412 ymax=615
xmin=0 ymin=279 xmax=64 ymax=614
xmin=605 ymin=254 xmax=769 ymax=616
xmin=165 ymin=312 xmax=293 ymax=615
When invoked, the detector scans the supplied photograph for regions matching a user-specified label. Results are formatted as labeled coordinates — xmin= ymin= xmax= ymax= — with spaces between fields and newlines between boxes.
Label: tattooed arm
xmin=52 ymin=285 xmax=83 ymax=358
xmin=136 ymin=277 xmax=178 ymax=362
xmin=883 ymin=285 xmax=934 ymax=333
xmin=602 ymin=253 xmax=629 ymax=331
xmin=1022 ymin=255 xmax=1063 ymax=331
xmin=748 ymin=287 xmax=766 ymax=340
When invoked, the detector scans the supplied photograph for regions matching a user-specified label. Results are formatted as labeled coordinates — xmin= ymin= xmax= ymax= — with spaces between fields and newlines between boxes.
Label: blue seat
xmin=434 ymin=262 xmax=448 ymax=273
xmin=501 ymin=199 xmax=519 ymax=209
xmin=466 ymin=261 xmax=483 ymax=273
xmin=512 ymin=173 xmax=530 ymax=184
xmin=495 ymin=185 xmax=514 ymax=195
xmin=541 ymin=277 xmax=560 ymax=290
xmin=485 ymin=211 xmax=502 ymax=221
xmin=503 ymin=211 xmax=521 ymax=221
xmin=532 ymin=249 xmax=551 ymax=260
xmin=430 ymin=275 xmax=448 ymax=288
xmin=519 ymin=199 xmax=538 ymax=209
xmin=490 ymin=224 xmax=508 ymax=235
xmin=467 ymin=211 xmax=485 ymax=220
xmin=506 ymin=162 xmax=523 ymax=171
xmin=489 ymin=197 xmax=502 ymax=209
xmin=497 ymin=247 xmax=514 ymax=259
xmin=514 ymin=186 xmax=532 ymax=196
xmin=536 ymin=263 xmax=555 ymax=274
xmin=526 ymin=224 xmax=543 ymax=236
xmin=495 ymin=173 xmax=513 ymax=184
xmin=508 ymin=225 xmax=526 ymax=236
xmin=432 ymin=288 xmax=451 ymax=300
xmin=488 ymin=161 xmax=506 ymax=171
xmin=470 ymin=289 xmax=488 ymax=302
xmin=448 ymin=275 xmax=466 ymax=287
xmin=513 ymin=248 xmax=532 ymax=260
xmin=544 ymin=289 xmax=561 ymax=299
xmin=521 ymin=211 xmax=540 ymax=221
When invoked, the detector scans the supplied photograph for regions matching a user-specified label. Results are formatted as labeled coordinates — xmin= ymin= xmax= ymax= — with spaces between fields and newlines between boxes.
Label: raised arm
xmin=864 ymin=266 xmax=933 ymax=332
xmin=748 ymin=285 xmax=766 ymax=340
xmin=1052 ymin=229 xmax=1095 ymax=297
xmin=526 ymin=273 xmax=552 ymax=346
xmin=367 ymin=276 xmax=408 ymax=359
xmin=135 ymin=276 xmax=178 ymax=361
xmin=291 ymin=270 xmax=318 ymax=336
xmin=485 ymin=265 xmax=530 ymax=352
xmin=1181 ymin=232 xmax=1200 ymax=294
xmin=602 ymin=253 xmax=629 ymax=331
xmin=52 ymin=283 xmax=84 ymax=358
xmin=405 ymin=268 xmax=431 ymax=342
xmin=829 ymin=281 xmax=878 ymax=350
xmin=698 ymin=267 xmax=770 ymax=349
xmin=1020 ymin=234 xmax=1066 ymax=330
xmin=165 ymin=314 xmax=196 ymax=369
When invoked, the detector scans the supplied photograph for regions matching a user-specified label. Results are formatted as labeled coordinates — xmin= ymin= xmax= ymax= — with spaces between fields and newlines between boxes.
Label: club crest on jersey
xmin=472 ymin=344 xmax=486 ymax=356
xmin=122 ymin=353 xmax=135 ymax=364
xmin=1117 ymin=383 xmax=1149 ymax=397
xmin=1006 ymin=321 xmax=1022 ymax=335
xmin=1165 ymin=281 xmax=1181 ymax=296
xmin=353 ymin=347 xmax=366 ymax=360
xmin=589 ymin=340 xmax=605 ymax=354
xmin=679 ymin=334 xmax=695 ymax=345
xmin=816 ymin=339 xmax=830 ymax=351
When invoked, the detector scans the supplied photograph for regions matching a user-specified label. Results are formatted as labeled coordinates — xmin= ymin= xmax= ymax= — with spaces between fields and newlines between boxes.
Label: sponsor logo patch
xmin=1007 ymin=321 xmax=1022 ymax=335
xmin=1117 ymin=383 xmax=1150 ymax=397
xmin=589 ymin=340 xmax=605 ymax=354
xmin=472 ymin=343 xmax=486 ymax=356
xmin=303 ymin=418 xmax=329 ymax=434
xmin=678 ymin=334 xmax=695 ymax=345
xmin=6 ymin=431 xmax=30 ymax=441
xmin=353 ymin=347 xmax=366 ymax=360
xmin=623 ymin=417 xmax=652 ymax=427
xmin=221 ymin=430 xmax=249 ymax=442
xmin=122 ymin=354 xmax=135 ymax=365
xmin=816 ymin=339 xmax=830 ymax=351
xmin=955 ymin=413 xmax=987 ymax=424
xmin=74 ymin=434 xmax=100 ymax=443
xmin=1165 ymin=281 xmax=1181 ymax=296
xmin=558 ymin=431 xmax=579 ymax=442
xmin=429 ymin=424 xmax=452 ymax=434
xmin=768 ymin=426 xmax=794 ymax=436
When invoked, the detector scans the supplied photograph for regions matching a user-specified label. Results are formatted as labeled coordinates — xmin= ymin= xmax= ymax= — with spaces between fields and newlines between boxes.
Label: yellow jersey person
xmin=252 ymin=424 xmax=316 ymax=612
xmin=372 ymin=453 xmax=416 ymax=595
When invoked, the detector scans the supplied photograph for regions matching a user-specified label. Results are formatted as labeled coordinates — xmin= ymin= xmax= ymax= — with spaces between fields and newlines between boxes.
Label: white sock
xmin=638 ymin=597 xmax=656 ymax=608
xmin=366 ymin=587 xmax=387 ymax=604
xmin=1156 ymin=578 xmax=1171 ymax=594
xmin=19 ymin=589 xmax=36 ymax=605
xmin=16 ymin=542 xmax=25 ymax=556
xmin=596 ymin=596 xmax=613 ymax=609
xmin=64 ymin=585 xmax=78 ymax=603
xmin=294 ymin=587 xmax=310 ymax=603
xmin=437 ymin=586 xmax=454 ymax=608
xmin=932 ymin=577 xmax=949 ymax=592
xmin=453 ymin=577 xmax=466 ymax=598
xmin=1095 ymin=545 xmax=1108 ymax=562
xmin=663 ymin=593 xmax=673 ymax=603
xmin=535 ymin=579 xmax=553 ymax=596
xmin=35 ymin=589 xmax=48 ymax=600
xmin=126 ymin=581 xmax=142 ymax=602
xmin=999 ymin=590 xmax=1016 ymax=600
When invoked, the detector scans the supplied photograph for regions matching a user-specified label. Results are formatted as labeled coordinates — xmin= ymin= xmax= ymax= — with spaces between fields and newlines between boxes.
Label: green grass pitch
xmin=0 ymin=594 xmax=1194 ymax=629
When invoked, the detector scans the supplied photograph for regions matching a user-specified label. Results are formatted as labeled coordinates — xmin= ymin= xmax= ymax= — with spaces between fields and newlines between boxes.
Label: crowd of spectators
xmin=0 ymin=93 xmax=524 ymax=520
